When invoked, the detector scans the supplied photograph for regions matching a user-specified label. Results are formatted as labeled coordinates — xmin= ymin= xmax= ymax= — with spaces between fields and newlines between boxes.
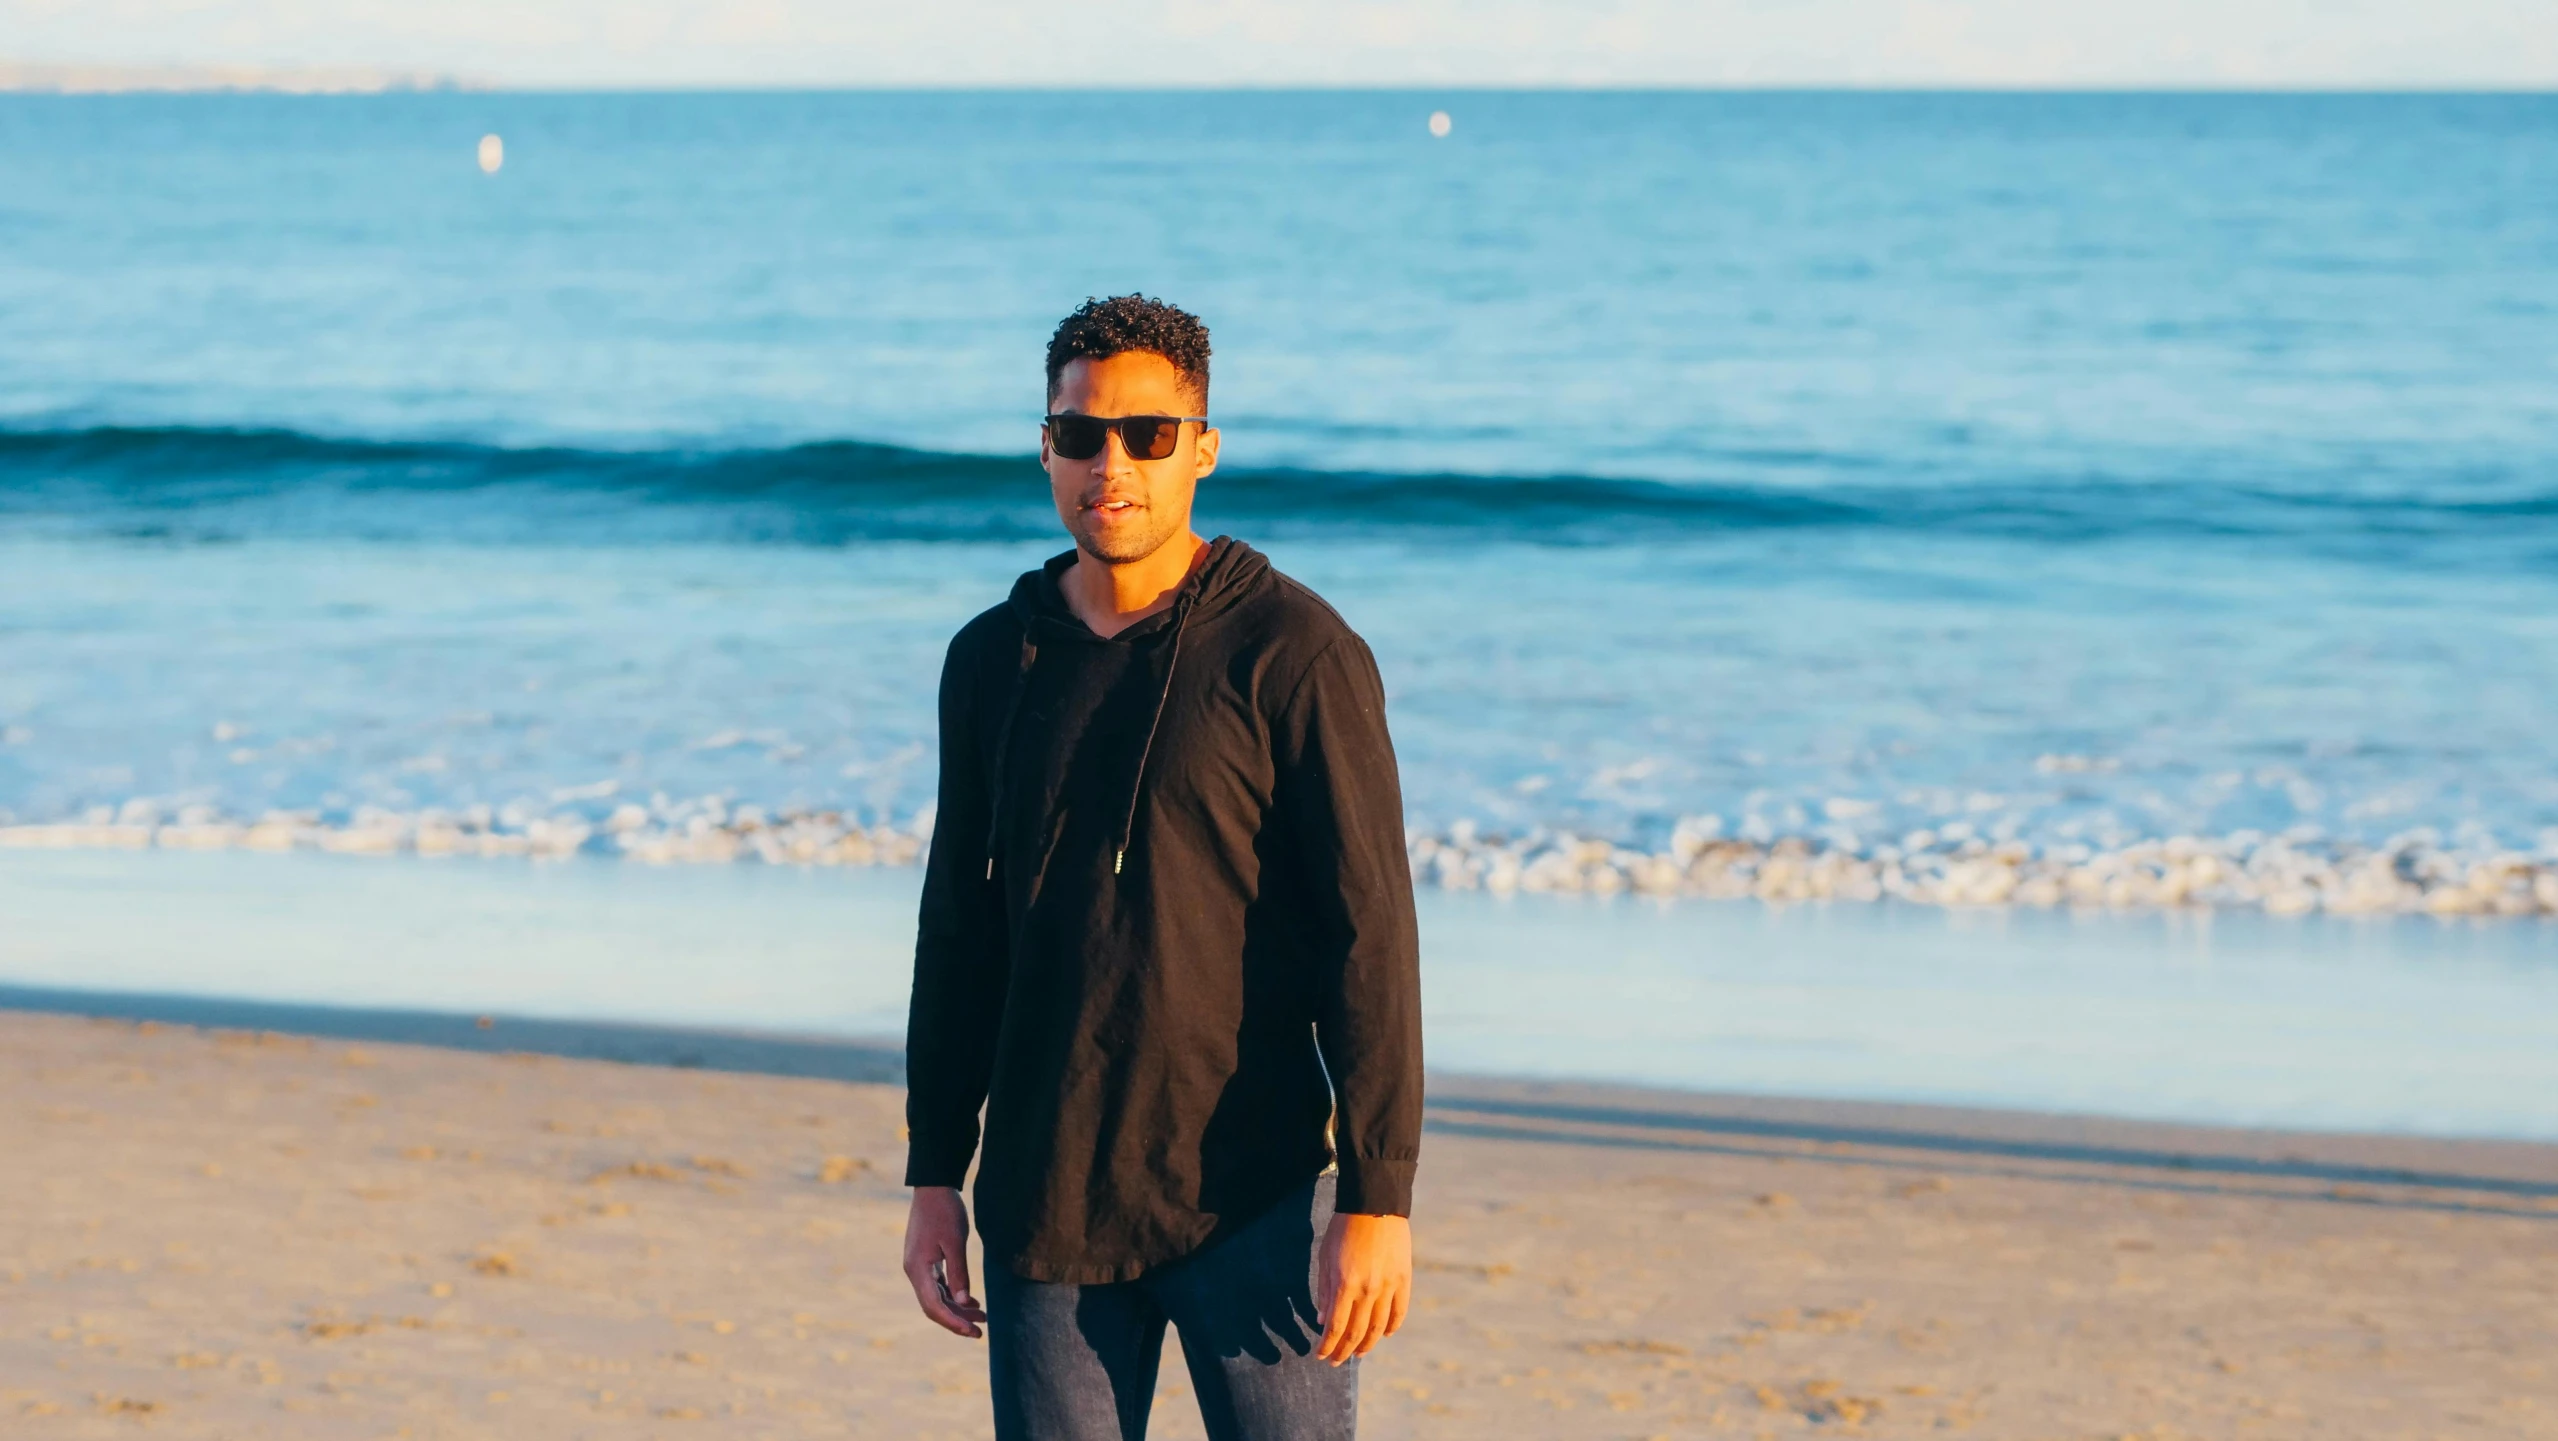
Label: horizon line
xmin=5 ymin=77 xmax=2556 ymax=98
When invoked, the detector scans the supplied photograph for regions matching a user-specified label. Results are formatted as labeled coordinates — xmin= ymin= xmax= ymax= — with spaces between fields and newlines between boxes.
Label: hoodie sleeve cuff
xmin=1333 ymin=1155 xmax=1415 ymax=1217
xmin=903 ymin=1138 xmax=975 ymax=1190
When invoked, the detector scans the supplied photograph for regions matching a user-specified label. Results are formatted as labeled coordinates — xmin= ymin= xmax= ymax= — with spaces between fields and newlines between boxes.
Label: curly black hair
xmin=1045 ymin=295 xmax=1211 ymax=409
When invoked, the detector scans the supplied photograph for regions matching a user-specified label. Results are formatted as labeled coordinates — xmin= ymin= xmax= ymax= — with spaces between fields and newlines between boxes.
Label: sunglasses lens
xmin=1123 ymin=417 xmax=1179 ymax=461
xmin=1049 ymin=415 xmax=1106 ymax=460
xmin=1049 ymin=415 xmax=1187 ymax=461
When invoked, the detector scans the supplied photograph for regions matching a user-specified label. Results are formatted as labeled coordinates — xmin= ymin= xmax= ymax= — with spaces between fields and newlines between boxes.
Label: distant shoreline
xmin=2 ymin=79 xmax=2552 ymax=96
xmin=0 ymin=61 xmax=479 ymax=95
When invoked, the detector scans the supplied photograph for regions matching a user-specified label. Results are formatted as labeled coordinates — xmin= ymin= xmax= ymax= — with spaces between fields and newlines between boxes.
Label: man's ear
xmin=1192 ymin=424 xmax=1220 ymax=481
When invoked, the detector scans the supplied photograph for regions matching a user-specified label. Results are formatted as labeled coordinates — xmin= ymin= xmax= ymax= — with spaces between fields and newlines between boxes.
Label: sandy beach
xmin=4 ymin=1001 xmax=2554 ymax=1440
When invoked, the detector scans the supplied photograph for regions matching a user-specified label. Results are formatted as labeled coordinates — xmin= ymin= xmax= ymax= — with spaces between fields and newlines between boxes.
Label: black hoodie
xmin=903 ymin=537 xmax=1423 ymax=1284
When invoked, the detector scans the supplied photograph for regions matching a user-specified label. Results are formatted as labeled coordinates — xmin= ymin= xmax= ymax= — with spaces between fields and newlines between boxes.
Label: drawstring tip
xmin=1113 ymin=850 xmax=1125 ymax=875
xmin=984 ymin=858 xmax=994 ymax=880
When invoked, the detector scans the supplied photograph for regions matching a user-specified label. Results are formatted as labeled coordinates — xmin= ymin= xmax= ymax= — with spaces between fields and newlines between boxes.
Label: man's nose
xmin=1091 ymin=429 xmax=1137 ymax=474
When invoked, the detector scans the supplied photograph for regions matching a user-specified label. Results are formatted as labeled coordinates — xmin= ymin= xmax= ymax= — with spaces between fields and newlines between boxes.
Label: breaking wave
xmin=5 ymin=424 xmax=2553 ymax=561
xmin=4 ymin=800 xmax=2553 ymax=920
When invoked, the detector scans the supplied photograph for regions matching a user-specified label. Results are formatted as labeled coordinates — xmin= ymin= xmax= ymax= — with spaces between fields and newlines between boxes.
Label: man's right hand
xmin=903 ymin=1186 xmax=988 ymax=1338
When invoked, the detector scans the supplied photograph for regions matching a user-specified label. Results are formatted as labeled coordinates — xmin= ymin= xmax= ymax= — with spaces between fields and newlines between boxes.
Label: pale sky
xmin=3 ymin=0 xmax=2554 ymax=89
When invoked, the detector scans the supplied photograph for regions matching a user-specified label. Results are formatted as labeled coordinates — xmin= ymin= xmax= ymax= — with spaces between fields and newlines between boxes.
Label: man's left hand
xmin=1315 ymin=1211 xmax=1411 ymax=1364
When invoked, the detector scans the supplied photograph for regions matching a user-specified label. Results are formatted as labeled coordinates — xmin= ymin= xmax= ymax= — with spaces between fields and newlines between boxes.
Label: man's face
xmin=1043 ymin=352 xmax=1219 ymax=565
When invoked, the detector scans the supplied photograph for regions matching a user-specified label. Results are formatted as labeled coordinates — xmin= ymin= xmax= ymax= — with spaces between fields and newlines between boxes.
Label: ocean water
xmin=9 ymin=848 xmax=2558 ymax=1139
xmin=4 ymin=91 xmax=2558 ymax=917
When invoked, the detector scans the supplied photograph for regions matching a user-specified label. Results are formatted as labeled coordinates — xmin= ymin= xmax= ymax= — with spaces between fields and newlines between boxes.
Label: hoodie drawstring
xmin=1113 ymin=602 xmax=1191 ymax=877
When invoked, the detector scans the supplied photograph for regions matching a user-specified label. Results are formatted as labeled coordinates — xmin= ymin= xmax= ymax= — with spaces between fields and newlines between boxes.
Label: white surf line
xmin=5 ymin=806 xmax=2554 ymax=919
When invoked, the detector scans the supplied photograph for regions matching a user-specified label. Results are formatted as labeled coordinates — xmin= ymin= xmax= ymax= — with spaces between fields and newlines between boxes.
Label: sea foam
xmin=6 ymin=802 xmax=2551 ymax=920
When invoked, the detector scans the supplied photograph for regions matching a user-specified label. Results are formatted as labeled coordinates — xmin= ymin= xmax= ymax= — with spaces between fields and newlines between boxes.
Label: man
xmin=901 ymin=294 xmax=1423 ymax=1441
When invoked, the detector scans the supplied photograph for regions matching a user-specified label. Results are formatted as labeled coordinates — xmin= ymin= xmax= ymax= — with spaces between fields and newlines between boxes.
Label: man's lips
xmin=1082 ymin=498 xmax=1142 ymax=514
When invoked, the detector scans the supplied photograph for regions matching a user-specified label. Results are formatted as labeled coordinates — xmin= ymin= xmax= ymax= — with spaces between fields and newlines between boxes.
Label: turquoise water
xmin=3 ymin=91 xmax=2556 ymax=905
xmin=5 ymin=849 xmax=2554 ymax=1139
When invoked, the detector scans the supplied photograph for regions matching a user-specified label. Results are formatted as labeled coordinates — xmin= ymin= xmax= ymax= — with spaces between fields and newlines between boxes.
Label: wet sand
xmin=4 ymin=1000 xmax=2554 ymax=1439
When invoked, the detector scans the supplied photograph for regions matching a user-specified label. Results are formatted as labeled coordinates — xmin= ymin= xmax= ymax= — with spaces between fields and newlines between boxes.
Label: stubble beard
xmin=1074 ymin=504 xmax=1182 ymax=566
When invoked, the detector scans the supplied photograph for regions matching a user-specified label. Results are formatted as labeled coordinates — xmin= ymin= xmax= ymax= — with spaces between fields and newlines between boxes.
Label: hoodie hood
xmin=1006 ymin=535 xmax=1273 ymax=641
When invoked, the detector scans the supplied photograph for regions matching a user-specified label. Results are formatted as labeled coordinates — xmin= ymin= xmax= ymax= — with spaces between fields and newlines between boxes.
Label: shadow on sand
xmin=1424 ymin=1087 xmax=2558 ymax=1221
xmin=0 ymin=984 xmax=907 ymax=1085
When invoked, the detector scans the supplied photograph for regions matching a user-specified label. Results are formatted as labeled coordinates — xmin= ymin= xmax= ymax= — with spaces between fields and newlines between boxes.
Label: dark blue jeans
xmin=985 ymin=1174 xmax=1357 ymax=1441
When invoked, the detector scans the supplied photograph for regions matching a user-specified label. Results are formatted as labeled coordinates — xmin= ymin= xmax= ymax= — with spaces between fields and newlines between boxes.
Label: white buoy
xmin=1428 ymin=110 xmax=1452 ymax=139
xmin=477 ymin=134 xmax=504 ymax=174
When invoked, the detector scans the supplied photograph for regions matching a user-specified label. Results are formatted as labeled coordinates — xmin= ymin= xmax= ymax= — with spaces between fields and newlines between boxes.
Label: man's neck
xmin=1062 ymin=533 xmax=1211 ymax=640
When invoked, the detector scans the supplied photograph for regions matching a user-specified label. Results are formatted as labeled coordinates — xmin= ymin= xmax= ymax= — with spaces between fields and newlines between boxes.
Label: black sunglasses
xmin=1044 ymin=413 xmax=1210 ymax=463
